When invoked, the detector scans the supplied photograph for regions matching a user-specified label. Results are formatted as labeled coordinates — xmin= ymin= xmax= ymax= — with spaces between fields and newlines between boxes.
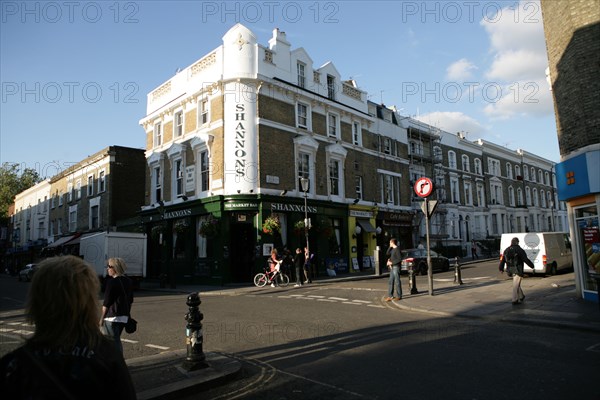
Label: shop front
xmin=142 ymin=195 xmax=352 ymax=285
xmin=556 ymin=150 xmax=600 ymax=304
xmin=348 ymin=208 xmax=378 ymax=273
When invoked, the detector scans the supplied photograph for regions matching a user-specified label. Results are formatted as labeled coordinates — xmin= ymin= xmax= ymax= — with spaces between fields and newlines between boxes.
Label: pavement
xmin=128 ymin=258 xmax=600 ymax=399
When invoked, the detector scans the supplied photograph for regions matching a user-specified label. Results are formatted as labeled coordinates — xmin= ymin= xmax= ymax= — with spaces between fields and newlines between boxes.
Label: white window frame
xmin=199 ymin=149 xmax=210 ymax=194
xmin=508 ymin=186 xmax=515 ymax=207
xmin=506 ymin=162 xmax=513 ymax=179
xmin=199 ymin=98 xmax=209 ymax=126
xmin=448 ymin=151 xmax=457 ymax=169
xmin=154 ymin=122 xmax=162 ymax=147
xmin=352 ymin=121 xmax=362 ymax=146
xmin=67 ymin=182 xmax=73 ymax=202
xmin=462 ymin=155 xmax=470 ymax=172
xmin=327 ymin=74 xmax=336 ymax=100
xmin=355 ymin=176 xmax=363 ymax=200
xmin=75 ymin=179 xmax=82 ymax=200
xmin=296 ymin=101 xmax=310 ymax=130
xmin=152 ymin=166 xmax=162 ymax=203
xmin=173 ymin=158 xmax=184 ymax=198
xmin=174 ymin=110 xmax=183 ymax=138
xmin=328 ymin=158 xmax=341 ymax=196
xmin=297 ymin=61 xmax=306 ymax=88
xmin=474 ymin=158 xmax=482 ymax=175
xmin=68 ymin=205 xmax=77 ymax=232
xmin=87 ymin=174 xmax=94 ymax=197
xmin=89 ymin=197 xmax=100 ymax=229
xmin=515 ymin=164 xmax=521 ymax=179
xmin=464 ymin=181 xmax=472 ymax=205
xmin=450 ymin=177 xmax=459 ymax=203
xmin=327 ymin=112 xmax=340 ymax=139
xmin=98 ymin=170 xmax=106 ymax=193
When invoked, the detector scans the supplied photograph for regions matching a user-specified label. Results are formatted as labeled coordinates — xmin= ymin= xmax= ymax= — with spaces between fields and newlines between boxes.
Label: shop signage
xmin=185 ymin=166 xmax=195 ymax=192
xmin=350 ymin=210 xmax=373 ymax=218
xmin=271 ymin=202 xmax=317 ymax=213
xmin=224 ymin=202 xmax=259 ymax=210
xmin=163 ymin=208 xmax=192 ymax=220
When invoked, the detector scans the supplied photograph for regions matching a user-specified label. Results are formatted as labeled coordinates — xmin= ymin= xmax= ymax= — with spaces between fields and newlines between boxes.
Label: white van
xmin=499 ymin=232 xmax=573 ymax=275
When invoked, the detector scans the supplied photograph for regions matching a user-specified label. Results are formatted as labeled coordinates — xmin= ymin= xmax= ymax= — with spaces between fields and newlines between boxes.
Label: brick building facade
xmin=138 ymin=24 xmax=565 ymax=285
xmin=541 ymin=0 xmax=600 ymax=303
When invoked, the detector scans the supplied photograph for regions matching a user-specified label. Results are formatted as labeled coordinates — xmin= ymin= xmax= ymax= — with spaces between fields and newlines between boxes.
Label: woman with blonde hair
xmin=0 ymin=255 xmax=136 ymax=399
xmin=100 ymin=257 xmax=134 ymax=353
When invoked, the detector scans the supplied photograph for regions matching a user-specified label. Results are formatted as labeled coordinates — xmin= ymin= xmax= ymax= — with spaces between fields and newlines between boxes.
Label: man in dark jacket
xmin=499 ymin=237 xmax=535 ymax=305
xmin=385 ymin=238 xmax=403 ymax=301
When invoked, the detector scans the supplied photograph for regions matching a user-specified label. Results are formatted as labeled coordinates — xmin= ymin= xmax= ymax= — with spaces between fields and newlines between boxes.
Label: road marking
xmin=342 ymin=302 xmax=363 ymax=305
xmin=307 ymin=295 xmax=326 ymax=298
xmin=316 ymin=299 xmax=337 ymax=302
xmin=7 ymin=322 xmax=22 ymax=326
xmin=145 ymin=344 xmax=170 ymax=350
xmin=586 ymin=343 xmax=600 ymax=353
xmin=328 ymin=297 xmax=348 ymax=301
xmin=122 ymin=338 xmax=139 ymax=344
xmin=12 ymin=329 xmax=34 ymax=335
xmin=0 ymin=328 xmax=15 ymax=332
xmin=351 ymin=300 xmax=371 ymax=304
xmin=367 ymin=304 xmax=386 ymax=308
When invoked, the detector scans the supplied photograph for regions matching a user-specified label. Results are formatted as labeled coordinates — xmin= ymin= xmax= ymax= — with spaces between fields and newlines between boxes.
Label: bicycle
xmin=253 ymin=267 xmax=290 ymax=287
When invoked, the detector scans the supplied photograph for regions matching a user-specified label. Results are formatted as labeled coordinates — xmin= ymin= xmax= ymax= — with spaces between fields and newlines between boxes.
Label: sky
xmin=0 ymin=0 xmax=560 ymax=179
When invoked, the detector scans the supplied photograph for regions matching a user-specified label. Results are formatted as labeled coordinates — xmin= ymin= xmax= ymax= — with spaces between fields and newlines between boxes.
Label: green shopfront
xmin=141 ymin=194 xmax=351 ymax=285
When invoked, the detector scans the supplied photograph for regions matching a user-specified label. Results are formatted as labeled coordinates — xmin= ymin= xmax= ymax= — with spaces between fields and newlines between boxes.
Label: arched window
xmin=515 ymin=164 xmax=521 ymax=179
xmin=474 ymin=158 xmax=482 ymax=175
xmin=448 ymin=151 xmax=457 ymax=169
xmin=506 ymin=162 xmax=512 ymax=179
xmin=462 ymin=155 xmax=470 ymax=172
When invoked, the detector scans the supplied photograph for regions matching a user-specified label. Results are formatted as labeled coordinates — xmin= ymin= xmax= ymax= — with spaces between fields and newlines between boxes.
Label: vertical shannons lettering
xmin=235 ymin=103 xmax=246 ymax=177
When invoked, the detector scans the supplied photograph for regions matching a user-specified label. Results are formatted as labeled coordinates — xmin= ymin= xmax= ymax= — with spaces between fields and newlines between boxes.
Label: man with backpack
xmin=499 ymin=237 xmax=535 ymax=305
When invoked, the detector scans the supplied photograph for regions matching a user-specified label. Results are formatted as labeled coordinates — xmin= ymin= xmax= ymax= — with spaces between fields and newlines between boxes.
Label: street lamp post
xmin=300 ymin=178 xmax=310 ymax=260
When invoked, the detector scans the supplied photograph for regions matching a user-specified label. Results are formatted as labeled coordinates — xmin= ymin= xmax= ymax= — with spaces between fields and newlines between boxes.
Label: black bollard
xmin=183 ymin=292 xmax=208 ymax=371
xmin=408 ymin=267 xmax=419 ymax=294
xmin=453 ymin=257 xmax=463 ymax=285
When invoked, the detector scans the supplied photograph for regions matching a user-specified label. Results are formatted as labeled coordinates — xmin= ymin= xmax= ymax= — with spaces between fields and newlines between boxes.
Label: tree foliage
xmin=0 ymin=163 xmax=42 ymax=220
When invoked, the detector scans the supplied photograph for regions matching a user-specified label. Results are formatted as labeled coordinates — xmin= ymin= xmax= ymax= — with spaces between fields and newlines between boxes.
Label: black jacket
xmin=103 ymin=276 xmax=133 ymax=318
xmin=499 ymin=244 xmax=534 ymax=276
xmin=0 ymin=339 xmax=136 ymax=400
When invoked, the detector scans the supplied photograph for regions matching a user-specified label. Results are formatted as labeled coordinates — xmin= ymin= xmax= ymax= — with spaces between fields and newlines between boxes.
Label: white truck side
xmin=499 ymin=232 xmax=573 ymax=275
xmin=80 ymin=232 xmax=147 ymax=285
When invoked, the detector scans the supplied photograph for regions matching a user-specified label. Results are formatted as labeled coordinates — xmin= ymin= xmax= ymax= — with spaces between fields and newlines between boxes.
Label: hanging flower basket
xmin=174 ymin=219 xmax=190 ymax=234
xmin=293 ymin=220 xmax=308 ymax=236
xmin=199 ymin=215 xmax=219 ymax=238
xmin=262 ymin=215 xmax=281 ymax=235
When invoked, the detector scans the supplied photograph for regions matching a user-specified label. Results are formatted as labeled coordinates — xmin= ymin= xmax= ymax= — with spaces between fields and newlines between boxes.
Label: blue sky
xmin=1 ymin=0 xmax=559 ymax=178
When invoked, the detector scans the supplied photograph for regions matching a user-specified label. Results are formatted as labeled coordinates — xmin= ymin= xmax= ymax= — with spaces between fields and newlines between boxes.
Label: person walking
xmin=303 ymin=246 xmax=313 ymax=284
xmin=499 ymin=237 xmax=535 ymax=305
xmin=385 ymin=238 xmax=402 ymax=301
xmin=293 ymin=247 xmax=305 ymax=287
xmin=100 ymin=257 xmax=134 ymax=353
xmin=0 ymin=256 xmax=136 ymax=400
xmin=471 ymin=240 xmax=478 ymax=259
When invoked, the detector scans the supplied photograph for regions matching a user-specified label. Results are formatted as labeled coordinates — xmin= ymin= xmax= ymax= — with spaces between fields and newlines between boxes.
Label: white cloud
xmin=483 ymin=79 xmax=554 ymax=120
xmin=415 ymin=111 xmax=487 ymax=138
xmin=446 ymin=58 xmax=478 ymax=81
xmin=480 ymin=0 xmax=551 ymax=117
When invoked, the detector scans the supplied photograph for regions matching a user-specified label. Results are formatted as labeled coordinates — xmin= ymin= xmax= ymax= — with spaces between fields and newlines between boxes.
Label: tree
xmin=0 ymin=163 xmax=42 ymax=220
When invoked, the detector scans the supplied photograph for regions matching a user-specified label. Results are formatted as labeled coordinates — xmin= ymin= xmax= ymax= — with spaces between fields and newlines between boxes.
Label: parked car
xmin=18 ymin=264 xmax=37 ymax=282
xmin=400 ymin=249 xmax=450 ymax=275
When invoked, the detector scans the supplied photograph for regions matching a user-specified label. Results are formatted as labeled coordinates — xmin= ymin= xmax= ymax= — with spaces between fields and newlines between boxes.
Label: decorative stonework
xmin=235 ymin=33 xmax=247 ymax=50
xmin=264 ymin=49 xmax=274 ymax=64
xmin=151 ymin=81 xmax=172 ymax=102
xmin=343 ymin=83 xmax=362 ymax=100
xmin=191 ymin=52 xmax=216 ymax=77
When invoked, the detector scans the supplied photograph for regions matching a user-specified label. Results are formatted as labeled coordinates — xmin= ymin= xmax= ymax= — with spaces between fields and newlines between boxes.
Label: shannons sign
xmin=271 ymin=203 xmax=317 ymax=213
xmin=164 ymin=209 xmax=192 ymax=220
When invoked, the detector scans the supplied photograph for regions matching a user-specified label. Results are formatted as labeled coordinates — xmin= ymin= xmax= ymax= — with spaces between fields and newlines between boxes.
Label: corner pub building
xmin=138 ymin=24 xmax=415 ymax=285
